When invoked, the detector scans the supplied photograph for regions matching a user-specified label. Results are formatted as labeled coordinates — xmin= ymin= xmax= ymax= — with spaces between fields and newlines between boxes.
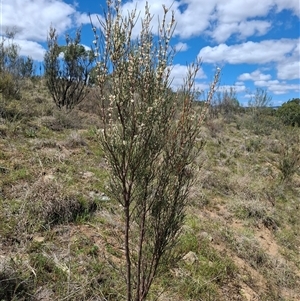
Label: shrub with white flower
xmin=92 ymin=1 xmax=220 ymax=300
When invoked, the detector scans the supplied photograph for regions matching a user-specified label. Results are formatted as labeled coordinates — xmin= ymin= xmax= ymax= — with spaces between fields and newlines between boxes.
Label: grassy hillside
xmin=0 ymin=78 xmax=299 ymax=300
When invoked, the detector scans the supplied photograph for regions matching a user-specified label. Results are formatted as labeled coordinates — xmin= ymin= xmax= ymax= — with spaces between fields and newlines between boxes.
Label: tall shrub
xmin=0 ymin=31 xmax=33 ymax=100
xmin=44 ymin=27 xmax=95 ymax=112
xmin=277 ymin=98 xmax=300 ymax=127
xmin=93 ymin=1 xmax=220 ymax=300
xmin=211 ymin=87 xmax=239 ymax=119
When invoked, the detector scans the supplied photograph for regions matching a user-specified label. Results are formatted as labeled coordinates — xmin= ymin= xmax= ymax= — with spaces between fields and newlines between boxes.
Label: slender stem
xmin=135 ymin=202 xmax=147 ymax=301
xmin=124 ymin=198 xmax=132 ymax=301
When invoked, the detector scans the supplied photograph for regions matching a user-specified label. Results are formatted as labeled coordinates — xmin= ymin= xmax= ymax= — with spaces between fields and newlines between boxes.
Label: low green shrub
xmin=277 ymin=98 xmax=300 ymax=127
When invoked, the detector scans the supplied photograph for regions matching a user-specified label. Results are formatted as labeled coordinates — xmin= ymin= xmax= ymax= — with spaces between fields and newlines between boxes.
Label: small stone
xmin=82 ymin=171 xmax=94 ymax=179
xmin=100 ymin=194 xmax=110 ymax=201
xmin=183 ymin=251 xmax=198 ymax=264
xmin=43 ymin=174 xmax=55 ymax=182
xmin=199 ymin=231 xmax=213 ymax=241
xmin=33 ymin=236 xmax=45 ymax=243
xmin=240 ymin=288 xmax=252 ymax=301
xmin=89 ymin=191 xmax=110 ymax=201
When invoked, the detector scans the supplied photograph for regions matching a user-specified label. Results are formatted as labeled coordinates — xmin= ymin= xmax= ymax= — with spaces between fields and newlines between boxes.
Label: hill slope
xmin=0 ymin=79 xmax=299 ymax=300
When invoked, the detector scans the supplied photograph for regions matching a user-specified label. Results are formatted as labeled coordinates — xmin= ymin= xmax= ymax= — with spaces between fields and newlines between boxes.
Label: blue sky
xmin=1 ymin=0 xmax=299 ymax=106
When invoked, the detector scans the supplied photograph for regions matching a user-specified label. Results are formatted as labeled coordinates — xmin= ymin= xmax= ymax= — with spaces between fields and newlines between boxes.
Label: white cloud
xmin=198 ymin=39 xmax=298 ymax=65
xmin=3 ymin=0 xmax=299 ymax=49
xmin=174 ymin=42 xmax=189 ymax=52
xmin=255 ymin=79 xmax=280 ymax=87
xmin=237 ymin=69 xmax=300 ymax=95
xmin=214 ymin=0 xmax=274 ymax=23
xmin=254 ymin=80 xmax=300 ymax=95
xmin=160 ymin=0 xmax=298 ymax=42
xmin=275 ymin=0 xmax=300 ymax=17
xmin=75 ymin=13 xmax=104 ymax=28
xmin=208 ymin=0 xmax=298 ymax=42
xmin=1 ymin=0 xmax=76 ymax=41
xmin=15 ymin=39 xmax=46 ymax=62
xmin=0 ymin=0 xmax=97 ymax=61
xmin=1 ymin=0 xmax=299 ymax=101
xmin=195 ymin=83 xmax=210 ymax=92
xmin=276 ymin=42 xmax=300 ymax=80
xmin=119 ymin=0 xmax=178 ymax=39
xmin=1 ymin=37 xmax=46 ymax=61
xmin=75 ymin=12 xmax=92 ymax=26
xmin=169 ymin=64 xmax=206 ymax=89
xmin=174 ymin=1 xmax=218 ymax=39
xmin=233 ymin=42 xmax=300 ymax=81
xmin=120 ymin=0 xmax=217 ymax=39
xmin=238 ymin=70 xmax=272 ymax=81
xmin=277 ymin=60 xmax=300 ymax=80
xmin=112 ymin=0 xmax=300 ymax=42
xmin=212 ymin=20 xmax=271 ymax=43
xmin=3 ymin=0 xmax=298 ymax=63
xmin=218 ymin=84 xmax=247 ymax=93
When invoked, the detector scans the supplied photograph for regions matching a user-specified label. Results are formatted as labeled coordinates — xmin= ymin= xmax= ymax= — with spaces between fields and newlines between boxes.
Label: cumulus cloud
xmin=116 ymin=0 xmax=275 ymax=41
xmin=271 ymin=84 xmax=300 ymax=95
xmin=1 ymin=0 xmax=299 ymax=100
xmin=75 ymin=12 xmax=104 ymax=28
xmin=173 ymin=1 xmax=218 ymax=39
xmin=0 ymin=36 xmax=46 ymax=61
xmin=0 ymin=0 xmax=77 ymax=61
xmin=174 ymin=42 xmax=189 ymax=52
xmin=15 ymin=39 xmax=46 ymax=61
xmin=218 ymin=84 xmax=247 ymax=93
xmin=277 ymin=60 xmax=300 ymax=80
xmin=117 ymin=0 xmax=177 ymax=39
xmin=254 ymin=80 xmax=300 ymax=95
xmin=1 ymin=0 xmax=76 ymax=41
xmin=146 ymin=0 xmax=299 ymax=42
xmin=214 ymin=1 xmax=274 ymax=24
xmin=212 ymin=20 xmax=271 ymax=43
xmin=169 ymin=64 xmax=206 ymax=89
xmin=234 ymin=41 xmax=300 ymax=81
xmin=0 ymin=0 xmax=97 ymax=61
xmin=237 ymin=68 xmax=299 ymax=95
xmin=198 ymin=39 xmax=298 ymax=65
xmin=235 ymin=81 xmax=246 ymax=86
xmin=276 ymin=41 xmax=300 ymax=80
xmin=275 ymin=0 xmax=300 ymax=17
xmin=209 ymin=0 xmax=298 ymax=42
xmin=3 ymin=0 xmax=299 ymax=46
xmin=120 ymin=0 xmax=216 ymax=39
xmin=3 ymin=0 xmax=299 ymax=55
xmin=195 ymin=83 xmax=210 ymax=93
xmin=109 ymin=0 xmax=300 ymax=41
xmin=238 ymin=70 xmax=272 ymax=81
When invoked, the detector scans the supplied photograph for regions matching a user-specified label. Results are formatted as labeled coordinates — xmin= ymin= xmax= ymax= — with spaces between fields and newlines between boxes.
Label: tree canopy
xmin=277 ymin=98 xmax=300 ymax=127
